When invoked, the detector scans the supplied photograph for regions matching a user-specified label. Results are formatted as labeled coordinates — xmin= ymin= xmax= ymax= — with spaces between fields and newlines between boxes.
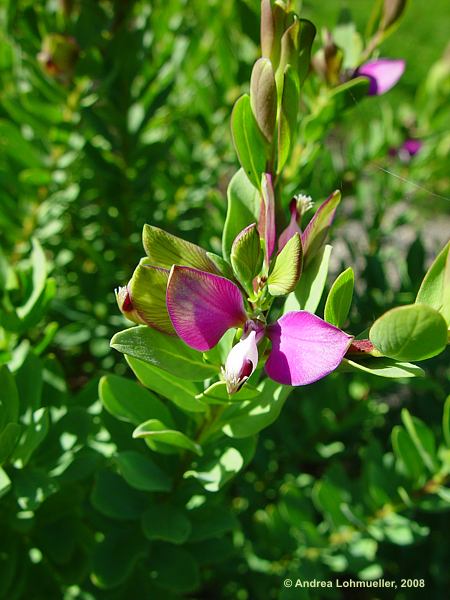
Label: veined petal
xmin=166 ymin=266 xmax=247 ymax=351
xmin=265 ymin=311 xmax=352 ymax=385
xmin=357 ymin=59 xmax=405 ymax=95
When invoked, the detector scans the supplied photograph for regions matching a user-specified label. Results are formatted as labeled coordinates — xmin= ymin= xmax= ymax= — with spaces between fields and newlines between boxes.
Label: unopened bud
xmin=115 ymin=285 xmax=146 ymax=325
xmin=223 ymin=329 xmax=259 ymax=394
xmin=250 ymin=58 xmax=277 ymax=143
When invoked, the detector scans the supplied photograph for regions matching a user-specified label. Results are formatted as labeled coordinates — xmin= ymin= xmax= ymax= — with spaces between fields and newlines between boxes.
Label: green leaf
xmin=341 ymin=357 xmax=424 ymax=379
xmin=392 ymin=426 xmax=425 ymax=481
xmin=142 ymin=224 xmax=219 ymax=274
xmin=16 ymin=238 xmax=48 ymax=321
xmin=13 ymin=467 xmax=59 ymax=510
xmin=230 ymin=223 xmax=262 ymax=288
xmin=284 ymin=244 xmax=332 ymax=313
xmin=298 ymin=19 xmax=316 ymax=84
xmin=12 ymin=407 xmax=49 ymax=467
xmin=91 ymin=469 xmax=148 ymax=520
xmin=443 ymin=396 xmax=450 ymax=448
xmin=401 ymin=409 xmax=439 ymax=472
xmin=142 ymin=504 xmax=191 ymax=544
xmin=324 ymin=267 xmax=354 ymax=327
xmin=110 ymin=326 xmax=219 ymax=381
xmin=185 ymin=435 xmax=257 ymax=492
xmin=0 ymin=366 xmax=19 ymax=429
xmin=369 ymin=303 xmax=448 ymax=361
xmin=133 ymin=419 xmax=202 ymax=456
xmin=115 ymin=451 xmax=172 ymax=492
xmin=277 ymin=65 xmax=299 ymax=172
xmin=221 ymin=379 xmax=292 ymax=438
xmin=0 ymin=423 xmax=21 ymax=466
xmin=312 ymin=480 xmax=351 ymax=528
xmin=250 ymin=58 xmax=277 ymax=143
xmin=149 ymin=545 xmax=199 ymax=594
xmin=231 ymin=94 xmax=268 ymax=189
xmin=99 ymin=375 xmax=173 ymax=426
xmin=416 ymin=241 xmax=450 ymax=324
xmin=188 ymin=505 xmax=239 ymax=542
xmin=92 ymin=530 xmax=148 ymax=589
xmin=127 ymin=259 xmax=175 ymax=334
xmin=0 ymin=468 xmax=11 ymax=499
xmin=268 ymin=232 xmax=302 ymax=296
xmin=329 ymin=77 xmax=370 ymax=111
xmin=126 ymin=356 xmax=206 ymax=413
xmin=222 ymin=169 xmax=260 ymax=260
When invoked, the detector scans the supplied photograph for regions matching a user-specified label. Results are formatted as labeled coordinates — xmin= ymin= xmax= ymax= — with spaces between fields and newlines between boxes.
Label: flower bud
xmin=223 ymin=330 xmax=259 ymax=394
xmin=115 ymin=286 xmax=146 ymax=325
xmin=250 ymin=58 xmax=277 ymax=143
xmin=38 ymin=34 xmax=79 ymax=78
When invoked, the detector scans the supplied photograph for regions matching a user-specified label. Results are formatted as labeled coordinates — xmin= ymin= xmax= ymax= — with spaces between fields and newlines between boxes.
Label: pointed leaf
xmin=166 ymin=266 xmax=247 ymax=351
xmin=266 ymin=311 xmax=352 ymax=385
xmin=128 ymin=259 xmax=174 ymax=334
xmin=369 ymin=304 xmax=448 ymax=361
xmin=268 ymin=232 xmax=302 ymax=296
xmin=142 ymin=224 xmax=219 ymax=274
xmin=231 ymin=94 xmax=268 ymax=189
xmin=302 ymin=191 xmax=341 ymax=265
xmin=324 ymin=267 xmax=354 ymax=327
xmin=110 ymin=326 xmax=219 ymax=381
xmin=416 ymin=241 xmax=450 ymax=324
xmin=133 ymin=419 xmax=202 ymax=456
xmin=222 ymin=168 xmax=260 ymax=260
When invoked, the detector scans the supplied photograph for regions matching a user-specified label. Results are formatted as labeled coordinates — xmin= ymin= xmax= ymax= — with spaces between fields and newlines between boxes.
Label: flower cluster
xmin=116 ymin=177 xmax=353 ymax=394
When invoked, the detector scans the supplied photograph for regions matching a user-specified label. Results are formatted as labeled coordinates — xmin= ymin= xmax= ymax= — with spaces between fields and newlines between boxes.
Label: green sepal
xmin=142 ymin=224 xmax=220 ymax=274
xmin=127 ymin=258 xmax=174 ymax=335
xmin=267 ymin=232 xmax=303 ymax=296
xmin=230 ymin=223 xmax=262 ymax=289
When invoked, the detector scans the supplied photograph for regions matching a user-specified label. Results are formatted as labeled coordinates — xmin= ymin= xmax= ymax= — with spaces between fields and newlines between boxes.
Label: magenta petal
xmin=166 ymin=266 xmax=247 ymax=351
xmin=265 ymin=311 xmax=353 ymax=385
xmin=357 ymin=59 xmax=405 ymax=95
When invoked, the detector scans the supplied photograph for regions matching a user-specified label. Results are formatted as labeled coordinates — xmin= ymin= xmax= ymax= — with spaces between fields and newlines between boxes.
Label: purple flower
xmin=401 ymin=138 xmax=422 ymax=157
xmin=166 ymin=265 xmax=352 ymax=391
xmin=357 ymin=58 xmax=405 ymax=95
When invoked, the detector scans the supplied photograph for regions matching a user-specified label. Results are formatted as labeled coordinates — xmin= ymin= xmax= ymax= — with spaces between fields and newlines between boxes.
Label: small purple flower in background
xmin=166 ymin=265 xmax=353 ymax=392
xmin=357 ymin=58 xmax=405 ymax=95
xmin=401 ymin=138 xmax=422 ymax=157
